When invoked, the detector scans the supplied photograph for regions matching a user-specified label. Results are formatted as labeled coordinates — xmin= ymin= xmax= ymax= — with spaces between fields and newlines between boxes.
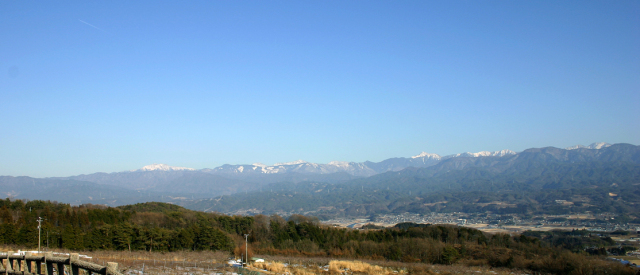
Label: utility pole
xmin=37 ymin=217 xmax=44 ymax=252
xmin=244 ymin=234 xmax=249 ymax=267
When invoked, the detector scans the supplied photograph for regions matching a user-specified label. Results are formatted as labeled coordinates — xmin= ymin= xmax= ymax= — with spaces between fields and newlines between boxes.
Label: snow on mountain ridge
xmin=208 ymin=149 xmax=517 ymax=176
xmin=491 ymin=149 xmax=517 ymax=157
xmin=135 ymin=164 xmax=195 ymax=172
xmin=447 ymin=150 xmax=516 ymax=158
xmin=589 ymin=142 xmax=611 ymax=149
xmin=328 ymin=161 xmax=352 ymax=168
xmin=565 ymin=142 xmax=611 ymax=150
xmin=411 ymin=152 xmax=442 ymax=159
xmin=131 ymin=144 xmax=609 ymax=176
xmin=273 ymin=160 xmax=308 ymax=166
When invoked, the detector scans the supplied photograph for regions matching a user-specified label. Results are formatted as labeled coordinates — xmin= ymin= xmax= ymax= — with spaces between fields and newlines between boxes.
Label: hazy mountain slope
xmin=205 ymin=161 xmax=378 ymax=177
xmin=201 ymin=170 xmax=361 ymax=184
xmin=65 ymin=170 xmax=200 ymax=190
xmin=0 ymin=176 xmax=175 ymax=206
xmin=180 ymin=144 xmax=640 ymax=216
xmin=180 ymin=161 xmax=640 ymax=217
xmin=153 ymin=173 xmax=253 ymax=196
xmin=2 ymin=142 xmax=636 ymax=212
xmin=203 ymin=149 xmax=516 ymax=178
xmin=363 ymin=154 xmax=442 ymax=173
xmin=2 ymin=169 xmax=359 ymax=205
xmin=32 ymin=144 xmax=619 ymax=198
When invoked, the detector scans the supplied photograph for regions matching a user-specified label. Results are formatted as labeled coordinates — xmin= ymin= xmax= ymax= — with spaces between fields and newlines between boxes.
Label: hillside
xmin=0 ymin=143 xmax=638 ymax=217
xmin=181 ymin=144 xmax=640 ymax=217
xmin=0 ymin=200 xmax=635 ymax=274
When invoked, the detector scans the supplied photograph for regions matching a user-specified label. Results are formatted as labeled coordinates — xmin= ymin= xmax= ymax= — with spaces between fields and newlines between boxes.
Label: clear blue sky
xmin=1 ymin=1 xmax=639 ymax=177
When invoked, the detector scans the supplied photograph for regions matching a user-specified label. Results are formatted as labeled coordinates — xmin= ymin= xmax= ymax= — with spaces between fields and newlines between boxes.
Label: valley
xmin=0 ymin=200 xmax=637 ymax=274
xmin=324 ymin=212 xmax=640 ymax=234
xmin=5 ymin=1 xmax=639 ymax=273
xmin=1 ymin=143 xmax=639 ymax=224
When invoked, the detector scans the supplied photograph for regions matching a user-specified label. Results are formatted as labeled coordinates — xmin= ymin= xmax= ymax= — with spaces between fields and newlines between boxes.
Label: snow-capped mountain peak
xmin=273 ymin=160 xmax=308 ymax=166
xmin=448 ymin=150 xmax=515 ymax=158
xmin=134 ymin=164 xmax=195 ymax=172
xmin=127 ymin=143 xmax=618 ymax=178
xmin=566 ymin=142 xmax=611 ymax=150
xmin=588 ymin=142 xmax=611 ymax=149
xmin=491 ymin=149 xmax=517 ymax=157
xmin=328 ymin=161 xmax=351 ymax=167
xmin=411 ymin=152 xmax=442 ymax=159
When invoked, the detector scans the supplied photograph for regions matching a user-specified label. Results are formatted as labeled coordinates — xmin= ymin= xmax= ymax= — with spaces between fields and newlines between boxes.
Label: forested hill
xmin=0 ymin=200 xmax=636 ymax=274
xmin=0 ymin=199 xmax=245 ymax=251
xmin=182 ymin=144 xmax=640 ymax=217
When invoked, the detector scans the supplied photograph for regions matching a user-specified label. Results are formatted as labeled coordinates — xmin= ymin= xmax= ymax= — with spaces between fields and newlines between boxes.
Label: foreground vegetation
xmin=0 ymin=247 xmax=561 ymax=275
xmin=0 ymin=199 xmax=637 ymax=274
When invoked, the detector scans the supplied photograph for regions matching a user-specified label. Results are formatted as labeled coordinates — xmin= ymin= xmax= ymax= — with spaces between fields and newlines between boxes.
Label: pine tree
xmin=113 ymin=223 xmax=134 ymax=251
xmin=61 ymin=224 xmax=84 ymax=250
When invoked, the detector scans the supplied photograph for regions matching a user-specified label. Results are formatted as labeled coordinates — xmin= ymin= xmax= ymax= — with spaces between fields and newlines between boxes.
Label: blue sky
xmin=1 ymin=1 xmax=639 ymax=177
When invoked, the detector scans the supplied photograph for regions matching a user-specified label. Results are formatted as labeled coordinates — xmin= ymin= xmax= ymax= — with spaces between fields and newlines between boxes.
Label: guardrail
xmin=0 ymin=251 xmax=122 ymax=275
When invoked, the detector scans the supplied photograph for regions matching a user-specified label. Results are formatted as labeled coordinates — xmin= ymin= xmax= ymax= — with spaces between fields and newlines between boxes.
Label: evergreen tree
xmin=0 ymin=223 xmax=16 ymax=244
xmin=85 ymin=225 xmax=114 ymax=250
xmin=113 ymin=223 xmax=134 ymax=251
xmin=62 ymin=224 xmax=83 ymax=250
xmin=0 ymin=206 xmax=13 ymax=224
xmin=16 ymin=222 xmax=38 ymax=247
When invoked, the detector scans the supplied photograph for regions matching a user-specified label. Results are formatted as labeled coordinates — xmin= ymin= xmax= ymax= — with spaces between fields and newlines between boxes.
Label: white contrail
xmin=78 ymin=19 xmax=102 ymax=31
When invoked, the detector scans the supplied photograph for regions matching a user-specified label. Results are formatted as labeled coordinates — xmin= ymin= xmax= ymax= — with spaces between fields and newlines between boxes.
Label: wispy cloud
xmin=78 ymin=19 xmax=102 ymax=31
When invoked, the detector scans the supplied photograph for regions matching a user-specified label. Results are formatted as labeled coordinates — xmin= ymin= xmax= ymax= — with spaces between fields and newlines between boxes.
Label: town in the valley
xmin=323 ymin=212 xmax=639 ymax=234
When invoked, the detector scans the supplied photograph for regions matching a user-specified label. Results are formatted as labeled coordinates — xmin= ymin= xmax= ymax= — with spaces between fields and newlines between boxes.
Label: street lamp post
xmin=37 ymin=217 xmax=44 ymax=252
xmin=244 ymin=234 xmax=249 ymax=267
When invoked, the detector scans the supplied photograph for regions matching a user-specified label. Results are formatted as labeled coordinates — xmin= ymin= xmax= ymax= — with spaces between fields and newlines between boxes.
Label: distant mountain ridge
xmin=182 ymin=143 xmax=640 ymax=216
xmin=205 ymin=149 xmax=518 ymax=177
xmin=40 ymin=143 xmax=609 ymax=179
xmin=0 ymin=142 xmax=631 ymax=209
xmin=565 ymin=142 xmax=611 ymax=150
xmin=198 ymin=144 xmax=608 ymax=177
xmin=134 ymin=163 xmax=195 ymax=172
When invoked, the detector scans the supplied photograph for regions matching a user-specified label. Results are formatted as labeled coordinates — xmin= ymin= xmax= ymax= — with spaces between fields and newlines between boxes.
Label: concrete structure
xmin=0 ymin=251 xmax=123 ymax=275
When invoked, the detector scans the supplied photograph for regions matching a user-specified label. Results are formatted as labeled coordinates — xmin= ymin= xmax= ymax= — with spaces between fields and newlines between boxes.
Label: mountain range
xmin=182 ymin=142 xmax=640 ymax=217
xmin=164 ymin=148 xmax=519 ymax=178
xmin=28 ymin=146 xmax=529 ymax=193
xmin=2 ymin=142 xmax=638 ymax=217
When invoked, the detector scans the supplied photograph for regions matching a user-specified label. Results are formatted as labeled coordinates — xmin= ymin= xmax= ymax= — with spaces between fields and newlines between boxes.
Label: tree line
xmin=0 ymin=200 xmax=238 ymax=252
xmin=0 ymin=199 xmax=635 ymax=275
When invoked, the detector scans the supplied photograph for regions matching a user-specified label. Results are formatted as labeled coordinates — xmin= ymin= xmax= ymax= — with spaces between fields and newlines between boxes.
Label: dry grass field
xmin=249 ymin=256 xmax=533 ymax=275
xmin=85 ymin=250 xmax=234 ymax=274
xmin=0 ymin=246 xmax=537 ymax=275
